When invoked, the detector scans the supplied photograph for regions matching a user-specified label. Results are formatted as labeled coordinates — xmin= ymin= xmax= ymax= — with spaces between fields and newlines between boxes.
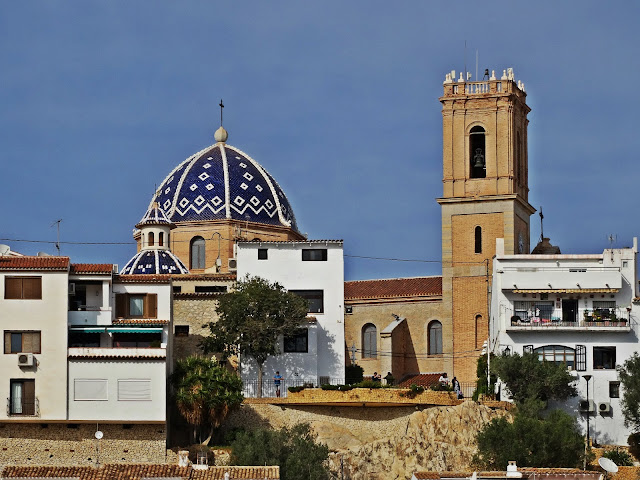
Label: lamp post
xmin=583 ymin=374 xmax=592 ymax=469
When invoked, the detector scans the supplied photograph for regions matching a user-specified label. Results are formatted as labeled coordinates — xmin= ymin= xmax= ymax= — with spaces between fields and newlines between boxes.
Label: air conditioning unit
xmin=579 ymin=399 xmax=596 ymax=413
xmin=228 ymin=258 xmax=237 ymax=271
xmin=68 ymin=283 xmax=75 ymax=295
xmin=599 ymin=402 xmax=611 ymax=414
xmin=18 ymin=353 xmax=34 ymax=367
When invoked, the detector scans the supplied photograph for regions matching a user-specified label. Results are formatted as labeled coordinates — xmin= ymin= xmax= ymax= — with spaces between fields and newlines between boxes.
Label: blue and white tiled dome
xmin=120 ymin=250 xmax=189 ymax=275
xmin=150 ymin=140 xmax=298 ymax=231
xmin=135 ymin=203 xmax=175 ymax=229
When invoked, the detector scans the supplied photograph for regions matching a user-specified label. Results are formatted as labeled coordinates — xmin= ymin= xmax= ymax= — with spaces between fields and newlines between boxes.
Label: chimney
xmin=506 ymin=461 xmax=522 ymax=478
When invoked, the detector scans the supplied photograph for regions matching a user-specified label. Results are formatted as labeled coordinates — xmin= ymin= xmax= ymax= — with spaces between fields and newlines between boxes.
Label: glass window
xmin=190 ymin=236 xmax=206 ymax=269
xmin=362 ymin=324 xmax=377 ymax=358
xmin=174 ymin=325 xmax=189 ymax=337
xmin=5 ymin=331 xmax=41 ymax=354
xmin=158 ymin=232 xmax=164 ymax=247
xmin=10 ymin=379 xmax=35 ymax=415
xmin=148 ymin=232 xmax=154 ymax=247
xmin=533 ymin=345 xmax=575 ymax=369
xmin=593 ymin=346 xmax=616 ymax=369
xmin=284 ymin=329 xmax=308 ymax=353
xmin=302 ymin=249 xmax=327 ymax=261
xmin=610 ymin=381 xmax=620 ymax=398
xmin=290 ymin=290 xmax=323 ymax=313
xmin=129 ymin=295 xmax=144 ymax=317
xmin=68 ymin=332 xmax=100 ymax=348
xmin=428 ymin=320 xmax=443 ymax=355
xmin=475 ymin=226 xmax=482 ymax=254
xmin=258 ymin=249 xmax=268 ymax=260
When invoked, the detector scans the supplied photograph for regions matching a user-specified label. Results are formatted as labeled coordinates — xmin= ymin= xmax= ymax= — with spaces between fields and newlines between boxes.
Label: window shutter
xmin=31 ymin=332 xmax=41 ymax=354
xmin=4 ymin=278 xmax=22 ymax=299
xmin=523 ymin=345 xmax=533 ymax=354
xmin=145 ymin=294 xmax=157 ymax=318
xmin=115 ymin=294 xmax=127 ymax=318
xmin=4 ymin=332 xmax=11 ymax=353
xmin=118 ymin=379 xmax=152 ymax=401
xmin=576 ymin=345 xmax=587 ymax=371
xmin=23 ymin=277 xmax=42 ymax=299
xmin=22 ymin=381 xmax=35 ymax=415
xmin=22 ymin=333 xmax=33 ymax=353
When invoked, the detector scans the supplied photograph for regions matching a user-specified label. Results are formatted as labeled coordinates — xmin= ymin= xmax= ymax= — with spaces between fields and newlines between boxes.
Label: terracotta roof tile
xmin=70 ymin=263 xmax=114 ymax=275
xmin=115 ymin=274 xmax=172 ymax=283
xmin=345 ymin=276 xmax=442 ymax=300
xmin=414 ymin=472 xmax=442 ymax=479
xmin=398 ymin=373 xmax=444 ymax=388
xmin=0 ymin=256 xmax=70 ymax=271
xmin=171 ymin=273 xmax=236 ymax=281
xmin=112 ymin=318 xmax=169 ymax=325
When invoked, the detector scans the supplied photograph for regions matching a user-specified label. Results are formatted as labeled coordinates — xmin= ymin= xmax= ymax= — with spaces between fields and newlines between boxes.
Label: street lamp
xmin=583 ymin=374 xmax=593 ymax=468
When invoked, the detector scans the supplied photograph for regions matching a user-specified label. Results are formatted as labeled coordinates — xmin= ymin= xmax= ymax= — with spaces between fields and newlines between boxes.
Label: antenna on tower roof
xmin=50 ymin=219 xmax=62 ymax=256
xmin=608 ymin=234 xmax=617 ymax=249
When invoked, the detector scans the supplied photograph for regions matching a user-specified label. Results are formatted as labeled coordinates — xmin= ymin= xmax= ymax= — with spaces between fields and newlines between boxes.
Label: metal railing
xmin=6 ymin=397 xmax=39 ymax=417
xmin=242 ymin=377 xmax=342 ymax=398
xmin=506 ymin=306 xmax=631 ymax=328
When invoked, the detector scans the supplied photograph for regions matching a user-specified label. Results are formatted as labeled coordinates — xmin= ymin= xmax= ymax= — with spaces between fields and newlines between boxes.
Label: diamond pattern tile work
xmin=121 ymin=250 xmax=188 ymax=275
xmin=149 ymin=143 xmax=298 ymax=231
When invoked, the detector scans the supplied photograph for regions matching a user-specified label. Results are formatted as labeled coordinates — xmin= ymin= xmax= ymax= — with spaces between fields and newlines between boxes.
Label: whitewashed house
xmin=236 ymin=240 xmax=345 ymax=396
xmin=490 ymin=237 xmax=639 ymax=445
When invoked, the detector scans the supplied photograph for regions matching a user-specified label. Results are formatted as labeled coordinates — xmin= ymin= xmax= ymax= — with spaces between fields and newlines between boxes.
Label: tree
xmin=492 ymin=352 xmax=577 ymax=412
xmin=474 ymin=409 xmax=584 ymax=468
xmin=230 ymin=423 xmax=330 ymax=480
xmin=617 ymin=352 xmax=640 ymax=432
xmin=171 ymin=356 xmax=243 ymax=444
xmin=201 ymin=276 xmax=309 ymax=397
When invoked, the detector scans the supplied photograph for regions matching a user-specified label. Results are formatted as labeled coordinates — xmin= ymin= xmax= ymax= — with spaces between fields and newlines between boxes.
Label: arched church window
xmin=428 ymin=320 xmax=442 ymax=355
xmin=475 ymin=226 xmax=482 ymax=254
xmin=148 ymin=232 xmax=154 ymax=247
xmin=470 ymin=126 xmax=486 ymax=179
xmin=158 ymin=232 xmax=164 ymax=247
xmin=190 ymin=236 xmax=206 ymax=269
xmin=362 ymin=324 xmax=377 ymax=358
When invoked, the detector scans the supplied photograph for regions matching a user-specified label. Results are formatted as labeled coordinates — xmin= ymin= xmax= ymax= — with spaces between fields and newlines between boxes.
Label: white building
xmin=236 ymin=240 xmax=345 ymax=395
xmin=490 ymin=237 xmax=639 ymax=445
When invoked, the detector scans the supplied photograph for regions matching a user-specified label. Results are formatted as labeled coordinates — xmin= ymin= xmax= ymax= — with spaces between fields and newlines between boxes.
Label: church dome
xmin=150 ymin=141 xmax=299 ymax=232
xmin=120 ymin=250 xmax=189 ymax=275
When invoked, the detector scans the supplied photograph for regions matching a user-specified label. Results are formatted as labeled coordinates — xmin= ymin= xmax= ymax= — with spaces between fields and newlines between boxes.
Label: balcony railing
xmin=505 ymin=305 xmax=631 ymax=329
xmin=68 ymin=308 xmax=112 ymax=326
xmin=243 ymin=377 xmax=345 ymax=398
xmin=7 ymin=397 xmax=39 ymax=417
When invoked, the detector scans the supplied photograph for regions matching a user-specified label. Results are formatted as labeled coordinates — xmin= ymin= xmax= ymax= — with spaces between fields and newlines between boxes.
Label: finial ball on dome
xmin=214 ymin=126 xmax=228 ymax=143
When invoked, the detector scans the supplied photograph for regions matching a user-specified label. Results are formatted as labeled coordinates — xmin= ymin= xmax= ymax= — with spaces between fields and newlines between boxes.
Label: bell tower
xmin=438 ymin=68 xmax=536 ymax=381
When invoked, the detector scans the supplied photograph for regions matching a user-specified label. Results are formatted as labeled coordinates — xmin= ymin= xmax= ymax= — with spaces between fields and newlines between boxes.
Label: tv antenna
xmin=608 ymin=234 xmax=617 ymax=249
xmin=539 ymin=207 xmax=544 ymax=242
xmin=50 ymin=219 xmax=62 ymax=256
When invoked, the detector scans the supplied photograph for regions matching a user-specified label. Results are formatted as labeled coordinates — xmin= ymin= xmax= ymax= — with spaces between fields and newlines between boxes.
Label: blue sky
xmin=1 ymin=2 xmax=639 ymax=281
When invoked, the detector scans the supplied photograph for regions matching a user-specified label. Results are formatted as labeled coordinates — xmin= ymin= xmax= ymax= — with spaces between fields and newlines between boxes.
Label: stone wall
xmin=173 ymin=297 xmax=220 ymax=360
xmin=0 ymin=423 xmax=174 ymax=465
xmin=224 ymin=400 xmax=510 ymax=480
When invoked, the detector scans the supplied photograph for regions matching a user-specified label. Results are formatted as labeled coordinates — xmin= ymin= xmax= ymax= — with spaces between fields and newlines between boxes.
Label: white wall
xmin=0 ymin=271 xmax=69 ymax=420
xmin=68 ymin=359 xmax=166 ymax=421
xmin=237 ymin=241 xmax=345 ymax=386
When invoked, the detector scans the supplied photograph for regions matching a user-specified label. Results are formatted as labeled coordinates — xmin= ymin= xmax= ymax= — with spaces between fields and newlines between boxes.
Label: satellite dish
xmin=0 ymin=244 xmax=9 ymax=256
xmin=37 ymin=252 xmax=52 ymax=257
xmin=95 ymin=430 xmax=103 ymax=440
xmin=599 ymin=457 xmax=618 ymax=473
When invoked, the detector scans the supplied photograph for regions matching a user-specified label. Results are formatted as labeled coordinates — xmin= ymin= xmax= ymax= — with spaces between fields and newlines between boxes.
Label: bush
xmin=430 ymin=382 xmax=453 ymax=392
xmin=320 ymin=384 xmax=339 ymax=390
xmin=602 ymin=447 xmax=634 ymax=466
xmin=345 ymin=364 xmax=364 ymax=385
xmin=288 ymin=386 xmax=305 ymax=393
xmin=338 ymin=385 xmax=353 ymax=391
xmin=628 ymin=433 xmax=640 ymax=461
xmin=356 ymin=379 xmax=383 ymax=389
xmin=410 ymin=384 xmax=425 ymax=394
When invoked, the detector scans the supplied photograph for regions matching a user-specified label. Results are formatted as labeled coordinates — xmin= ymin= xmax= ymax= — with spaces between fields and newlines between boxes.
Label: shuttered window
xmin=115 ymin=293 xmax=158 ymax=318
xmin=74 ymin=379 xmax=108 ymax=401
xmin=118 ymin=379 xmax=152 ymax=401
xmin=4 ymin=331 xmax=41 ymax=354
xmin=4 ymin=277 xmax=42 ymax=299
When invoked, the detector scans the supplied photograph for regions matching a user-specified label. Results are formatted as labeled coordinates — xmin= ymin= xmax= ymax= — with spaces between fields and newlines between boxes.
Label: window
xmin=68 ymin=331 xmax=100 ymax=348
xmin=469 ymin=126 xmax=486 ymax=178
xmin=533 ymin=345 xmax=575 ymax=369
xmin=194 ymin=285 xmax=227 ymax=293
xmin=4 ymin=277 xmax=42 ymax=300
xmin=290 ymin=290 xmax=323 ymax=313
xmin=593 ymin=346 xmax=616 ymax=369
xmin=302 ymin=249 xmax=327 ymax=261
xmin=112 ymin=332 xmax=161 ymax=348
xmin=258 ymin=249 xmax=268 ymax=260
xmin=158 ymin=232 xmax=164 ymax=247
xmin=115 ymin=293 xmax=157 ymax=318
xmin=190 ymin=236 xmax=206 ymax=269
xmin=9 ymin=379 xmax=35 ymax=415
xmin=610 ymin=381 xmax=620 ymax=398
xmin=175 ymin=325 xmax=189 ymax=337
xmin=362 ymin=324 xmax=377 ymax=358
xmin=474 ymin=226 xmax=482 ymax=254
xmin=118 ymin=379 xmax=152 ymax=401
xmin=172 ymin=286 xmax=182 ymax=294
xmin=428 ymin=320 xmax=443 ymax=355
xmin=4 ymin=331 xmax=41 ymax=354
xmin=514 ymin=301 xmax=554 ymax=322
xmin=575 ymin=345 xmax=586 ymax=371
xmin=284 ymin=329 xmax=308 ymax=353
xmin=148 ymin=232 xmax=154 ymax=247
xmin=74 ymin=379 xmax=108 ymax=401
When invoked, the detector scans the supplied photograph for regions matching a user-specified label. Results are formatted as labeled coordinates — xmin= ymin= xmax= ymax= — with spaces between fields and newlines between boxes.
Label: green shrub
xmin=602 ymin=447 xmax=634 ymax=466
xmin=430 ymin=382 xmax=453 ymax=392
xmin=320 ymin=384 xmax=339 ymax=390
xmin=345 ymin=364 xmax=364 ymax=385
xmin=338 ymin=385 xmax=353 ymax=391
xmin=410 ymin=384 xmax=425 ymax=394
xmin=628 ymin=433 xmax=640 ymax=461
xmin=356 ymin=379 xmax=383 ymax=389
xmin=288 ymin=386 xmax=305 ymax=393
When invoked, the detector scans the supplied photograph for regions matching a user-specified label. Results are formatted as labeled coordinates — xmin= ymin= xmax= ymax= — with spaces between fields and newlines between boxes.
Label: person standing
xmin=273 ymin=371 xmax=283 ymax=398
xmin=452 ymin=376 xmax=462 ymax=398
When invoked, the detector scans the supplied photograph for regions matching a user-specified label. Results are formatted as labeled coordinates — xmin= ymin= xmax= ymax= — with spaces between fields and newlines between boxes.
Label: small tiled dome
xmin=120 ymin=250 xmax=188 ymax=275
xmin=135 ymin=203 xmax=175 ymax=229
xmin=151 ymin=141 xmax=298 ymax=231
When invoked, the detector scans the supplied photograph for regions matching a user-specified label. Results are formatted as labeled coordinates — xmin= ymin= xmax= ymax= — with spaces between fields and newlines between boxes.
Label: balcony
xmin=504 ymin=305 xmax=632 ymax=332
xmin=7 ymin=397 xmax=39 ymax=417
xmin=68 ymin=347 xmax=166 ymax=359
xmin=68 ymin=307 xmax=112 ymax=326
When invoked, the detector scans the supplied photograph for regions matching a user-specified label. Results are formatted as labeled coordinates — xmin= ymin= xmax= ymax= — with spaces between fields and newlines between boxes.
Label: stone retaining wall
xmin=0 ymin=423 xmax=175 ymax=466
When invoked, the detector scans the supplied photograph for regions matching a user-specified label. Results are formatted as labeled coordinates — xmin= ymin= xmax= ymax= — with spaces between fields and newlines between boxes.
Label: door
xmin=562 ymin=299 xmax=578 ymax=323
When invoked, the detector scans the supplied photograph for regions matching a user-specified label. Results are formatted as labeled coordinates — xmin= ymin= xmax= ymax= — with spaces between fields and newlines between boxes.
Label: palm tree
xmin=172 ymin=356 xmax=244 ymax=444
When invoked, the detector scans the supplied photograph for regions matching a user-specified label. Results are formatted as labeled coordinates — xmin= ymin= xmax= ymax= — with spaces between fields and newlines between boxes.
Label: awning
xmin=512 ymin=288 xmax=618 ymax=294
xmin=69 ymin=327 xmax=105 ymax=333
xmin=106 ymin=327 xmax=163 ymax=333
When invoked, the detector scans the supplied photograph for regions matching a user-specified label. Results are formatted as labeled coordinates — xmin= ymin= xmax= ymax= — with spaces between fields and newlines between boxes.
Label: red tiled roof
xmin=398 ymin=373 xmax=444 ymax=388
xmin=172 ymin=273 xmax=237 ymax=281
xmin=112 ymin=318 xmax=169 ymax=325
xmin=0 ymin=256 xmax=69 ymax=271
xmin=114 ymin=274 xmax=172 ymax=283
xmin=0 ymin=464 xmax=279 ymax=479
xmin=414 ymin=473 xmax=442 ymax=480
xmin=345 ymin=276 xmax=442 ymax=300
xmin=70 ymin=263 xmax=113 ymax=274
